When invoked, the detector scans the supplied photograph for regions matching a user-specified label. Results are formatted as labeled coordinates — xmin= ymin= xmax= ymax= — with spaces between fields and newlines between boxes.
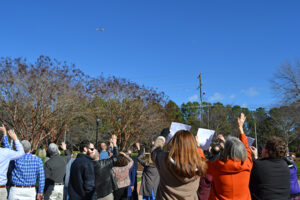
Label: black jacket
xmin=249 ymin=158 xmax=290 ymax=200
xmin=68 ymin=153 xmax=97 ymax=200
xmin=44 ymin=150 xmax=71 ymax=199
xmin=94 ymin=146 xmax=119 ymax=198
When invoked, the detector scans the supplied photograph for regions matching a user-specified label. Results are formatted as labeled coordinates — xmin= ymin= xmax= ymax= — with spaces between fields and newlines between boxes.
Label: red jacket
xmin=207 ymin=134 xmax=253 ymax=200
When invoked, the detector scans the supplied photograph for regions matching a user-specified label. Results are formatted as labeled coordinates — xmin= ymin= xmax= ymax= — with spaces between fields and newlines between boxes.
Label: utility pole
xmin=96 ymin=117 xmax=100 ymax=147
xmin=255 ymin=121 xmax=258 ymax=148
xmin=198 ymin=73 xmax=203 ymax=128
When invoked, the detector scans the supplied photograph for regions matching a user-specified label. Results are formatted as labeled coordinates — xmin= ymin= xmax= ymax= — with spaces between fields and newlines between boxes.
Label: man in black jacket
xmin=44 ymin=142 xmax=71 ymax=200
xmin=68 ymin=140 xmax=97 ymax=200
xmin=93 ymin=134 xmax=119 ymax=200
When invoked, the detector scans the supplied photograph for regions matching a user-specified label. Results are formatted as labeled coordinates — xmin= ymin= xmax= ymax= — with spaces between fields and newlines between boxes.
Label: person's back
xmin=154 ymin=150 xmax=200 ymax=200
xmin=206 ymin=113 xmax=252 ymax=200
xmin=7 ymin=139 xmax=44 ymax=200
xmin=250 ymin=158 xmax=290 ymax=199
xmin=249 ymin=137 xmax=291 ymax=200
xmin=207 ymin=155 xmax=252 ymax=200
xmin=137 ymin=150 xmax=160 ymax=198
xmin=151 ymin=130 xmax=207 ymax=200
xmin=44 ymin=142 xmax=71 ymax=200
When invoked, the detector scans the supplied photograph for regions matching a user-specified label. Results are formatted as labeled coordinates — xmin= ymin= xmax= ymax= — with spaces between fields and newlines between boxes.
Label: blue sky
xmin=1 ymin=0 xmax=300 ymax=109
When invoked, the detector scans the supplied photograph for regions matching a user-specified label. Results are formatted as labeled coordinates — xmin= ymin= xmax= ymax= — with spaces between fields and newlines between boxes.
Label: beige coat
xmin=151 ymin=137 xmax=200 ymax=200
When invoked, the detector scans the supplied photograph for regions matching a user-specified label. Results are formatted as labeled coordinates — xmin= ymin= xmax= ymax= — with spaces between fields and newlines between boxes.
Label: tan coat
xmin=151 ymin=137 xmax=200 ymax=200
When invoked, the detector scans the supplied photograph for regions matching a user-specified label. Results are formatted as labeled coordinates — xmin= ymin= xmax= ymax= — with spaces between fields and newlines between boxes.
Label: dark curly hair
xmin=79 ymin=140 xmax=91 ymax=153
xmin=265 ymin=137 xmax=287 ymax=159
xmin=115 ymin=154 xmax=129 ymax=167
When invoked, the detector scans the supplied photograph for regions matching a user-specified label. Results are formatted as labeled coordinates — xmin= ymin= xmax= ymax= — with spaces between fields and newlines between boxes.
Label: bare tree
xmin=89 ymin=76 xmax=168 ymax=150
xmin=271 ymin=59 xmax=300 ymax=104
xmin=269 ymin=106 xmax=298 ymax=148
xmin=0 ymin=56 xmax=87 ymax=149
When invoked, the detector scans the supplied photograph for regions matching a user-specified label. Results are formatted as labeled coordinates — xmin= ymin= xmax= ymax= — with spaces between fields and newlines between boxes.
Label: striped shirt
xmin=3 ymin=138 xmax=45 ymax=193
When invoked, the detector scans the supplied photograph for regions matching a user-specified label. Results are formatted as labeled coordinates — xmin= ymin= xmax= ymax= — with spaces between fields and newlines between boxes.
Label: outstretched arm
xmin=237 ymin=113 xmax=252 ymax=162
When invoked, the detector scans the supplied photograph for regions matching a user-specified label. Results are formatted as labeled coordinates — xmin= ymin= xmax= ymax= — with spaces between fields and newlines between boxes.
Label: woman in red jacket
xmin=206 ymin=113 xmax=253 ymax=200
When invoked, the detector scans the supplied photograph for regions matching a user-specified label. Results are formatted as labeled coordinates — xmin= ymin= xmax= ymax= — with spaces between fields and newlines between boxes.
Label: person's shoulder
xmin=32 ymin=155 xmax=43 ymax=163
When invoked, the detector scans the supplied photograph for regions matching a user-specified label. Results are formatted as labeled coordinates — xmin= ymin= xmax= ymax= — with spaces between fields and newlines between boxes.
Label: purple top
xmin=290 ymin=162 xmax=300 ymax=195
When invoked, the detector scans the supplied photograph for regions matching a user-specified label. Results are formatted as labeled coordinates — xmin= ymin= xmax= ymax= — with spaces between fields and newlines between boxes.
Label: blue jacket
xmin=127 ymin=164 xmax=136 ymax=197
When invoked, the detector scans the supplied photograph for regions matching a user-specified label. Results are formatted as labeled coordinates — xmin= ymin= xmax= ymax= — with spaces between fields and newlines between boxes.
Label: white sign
xmin=167 ymin=122 xmax=191 ymax=143
xmin=197 ymin=128 xmax=215 ymax=150
xmin=247 ymin=137 xmax=255 ymax=147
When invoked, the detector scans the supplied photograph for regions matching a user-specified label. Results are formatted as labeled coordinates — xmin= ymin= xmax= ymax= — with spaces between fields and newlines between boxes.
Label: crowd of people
xmin=0 ymin=113 xmax=299 ymax=200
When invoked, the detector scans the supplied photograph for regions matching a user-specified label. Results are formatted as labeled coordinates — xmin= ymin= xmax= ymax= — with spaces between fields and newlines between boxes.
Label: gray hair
xmin=47 ymin=143 xmax=59 ymax=157
xmin=223 ymin=136 xmax=247 ymax=161
xmin=21 ymin=140 xmax=31 ymax=153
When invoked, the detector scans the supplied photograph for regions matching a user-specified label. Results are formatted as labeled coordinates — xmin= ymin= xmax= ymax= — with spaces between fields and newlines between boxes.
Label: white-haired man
xmin=44 ymin=142 xmax=71 ymax=200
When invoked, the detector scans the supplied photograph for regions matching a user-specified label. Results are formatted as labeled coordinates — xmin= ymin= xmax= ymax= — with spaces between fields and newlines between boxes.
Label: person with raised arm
xmin=136 ymin=142 xmax=159 ymax=200
xmin=44 ymin=142 xmax=71 ymax=200
xmin=0 ymin=125 xmax=24 ymax=200
xmin=206 ymin=113 xmax=253 ymax=200
xmin=93 ymin=134 xmax=119 ymax=200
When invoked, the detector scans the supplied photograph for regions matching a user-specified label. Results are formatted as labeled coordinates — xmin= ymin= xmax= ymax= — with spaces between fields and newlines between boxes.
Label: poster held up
xmin=196 ymin=128 xmax=215 ymax=150
xmin=166 ymin=122 xmax=191 ymax=143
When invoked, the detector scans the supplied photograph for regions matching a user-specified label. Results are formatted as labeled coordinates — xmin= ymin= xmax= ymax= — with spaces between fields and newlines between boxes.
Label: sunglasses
xmin=89 ymin=148 xmax=95 ymax=151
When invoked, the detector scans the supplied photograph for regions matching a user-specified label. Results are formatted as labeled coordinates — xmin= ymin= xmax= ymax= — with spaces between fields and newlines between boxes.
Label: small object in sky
xmin=96 ymin=27 xmax=104 ymax=31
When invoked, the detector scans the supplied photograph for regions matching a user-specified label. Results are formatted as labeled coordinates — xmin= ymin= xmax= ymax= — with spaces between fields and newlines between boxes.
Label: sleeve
xmin=206 ymin=160 xmax=214 ymax=175
xmin=37 ymin=158 xmax=45 ymax=193
xmin=83 ymin=162 xmax=96 ymax=200
xmin=128 ymin=157 xmax=134 ymax=168
xmin=137 ymin=152 xmax=150 ymax=167
xmin=2 ymin=136 xmax=12 ymax=149
xmin=197 ymin=147 xmax=206 ymax=159
xmin=99 ymin=146 xmax=119 ymax=168
xmin=249 ymin=160 xmax=258 ymax=197
xmin=63 ymin=150 xmax=71 ymax=163
xmin=129 ymin=165 xmax=135 ymax=186
xmin=44 ymin=161 xmax=51 ymax=180
xmin=6 ymin=140 xmax=25 ymax=161
xmin=239 ymin=134 xmax=252 ymax=163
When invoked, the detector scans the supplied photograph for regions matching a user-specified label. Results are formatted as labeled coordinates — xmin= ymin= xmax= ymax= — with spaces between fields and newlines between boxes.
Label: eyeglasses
xmin=89 ymin=148 xmax=95 ymax=151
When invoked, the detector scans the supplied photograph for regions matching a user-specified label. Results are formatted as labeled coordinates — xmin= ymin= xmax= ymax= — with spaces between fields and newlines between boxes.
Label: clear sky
xmin=1 ymin=0 xmax=299 ymax=109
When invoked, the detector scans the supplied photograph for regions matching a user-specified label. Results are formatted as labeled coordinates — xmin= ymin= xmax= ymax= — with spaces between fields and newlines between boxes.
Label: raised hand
xmin=111 ymin=135 xmax=117 ymax=147
xmin=237 ymin=113 xmax=246 ymax=128
xmin=250 ymin=146 xmax=258 ymax=159
xmin=136 ymin=142 xmax=140 ymax=150
xmin=8 ymin=129 xmax=18 ymax=141
xmin=218 ymin=134 xmax=225 ymax=143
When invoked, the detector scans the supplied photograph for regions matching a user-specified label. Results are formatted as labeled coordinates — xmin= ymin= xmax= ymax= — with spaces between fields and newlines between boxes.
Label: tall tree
xmin=88 ymin=76 xmax=168 ymax=150
xmin=0 ymin=56 xmax=87 ymax=149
